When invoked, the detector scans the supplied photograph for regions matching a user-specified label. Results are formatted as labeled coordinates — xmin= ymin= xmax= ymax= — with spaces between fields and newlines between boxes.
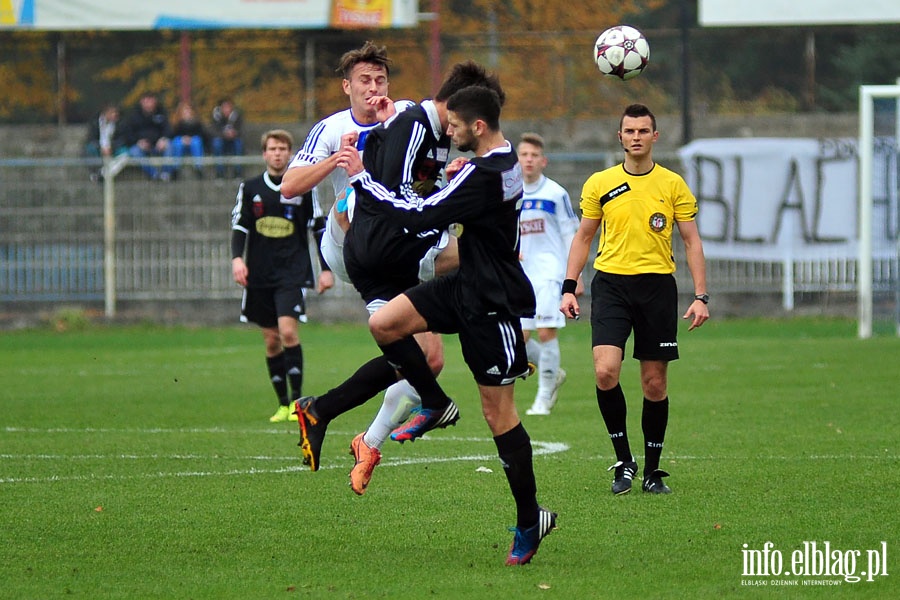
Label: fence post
xmin=102 ymin=155 xmax=129 ymax=318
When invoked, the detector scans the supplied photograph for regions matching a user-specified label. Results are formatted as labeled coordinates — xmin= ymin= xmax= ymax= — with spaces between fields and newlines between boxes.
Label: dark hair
xmin=435 ymin=61 xmax=505 ymax=106
xmin=446 ymin=86 xmax=502 ymax=131
xmin=619 ymin=103 xmax=656 ymax=131
xmin=519 ymin=132 xmax=544 ymax=149
xmin=336 ymin=41 xmax=391 ymax=79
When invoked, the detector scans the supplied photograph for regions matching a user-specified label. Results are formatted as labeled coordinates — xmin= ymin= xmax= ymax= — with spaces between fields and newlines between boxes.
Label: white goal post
xmin=857 ymin=84 xmax=900 ymax=338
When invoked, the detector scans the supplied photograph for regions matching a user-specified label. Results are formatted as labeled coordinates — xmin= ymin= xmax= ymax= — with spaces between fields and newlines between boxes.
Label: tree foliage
xmin=0 ymin=2 xmax=898 ymax=124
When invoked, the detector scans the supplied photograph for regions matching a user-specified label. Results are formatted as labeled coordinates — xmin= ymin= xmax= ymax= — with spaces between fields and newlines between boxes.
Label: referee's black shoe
xmin=642 ymin=469 xmax=672 ymax=494
xmin=294 ymin=397 xmax=328 ymax=472
xmin=608 ymin=459 xmax=639 ymax=495
xmin=390 ymin=399 xmax=460 ymax=443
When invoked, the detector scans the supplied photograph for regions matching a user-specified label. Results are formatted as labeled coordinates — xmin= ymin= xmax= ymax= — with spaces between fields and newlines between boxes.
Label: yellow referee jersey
xmin=580 ymin=163 xmax=697 ymax=275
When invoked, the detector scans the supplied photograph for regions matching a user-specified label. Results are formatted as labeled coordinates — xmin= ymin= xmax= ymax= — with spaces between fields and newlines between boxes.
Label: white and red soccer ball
xmin=594 ymin=25 xmax=650 ymax=81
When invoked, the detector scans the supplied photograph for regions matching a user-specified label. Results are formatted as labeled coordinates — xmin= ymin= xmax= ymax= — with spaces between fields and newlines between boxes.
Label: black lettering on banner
xmin=693 ymin=156 xmax=764 ymax=244
xmin=812 ymin=155 xmax=848 ymax=243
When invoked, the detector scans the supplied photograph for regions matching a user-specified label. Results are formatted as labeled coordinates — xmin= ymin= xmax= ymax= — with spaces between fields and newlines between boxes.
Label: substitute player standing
xmin=231 ymin=130 xmax=332 ymax=422
xmin=560 ymin=104 xmax=709 ymax=495
xmin=516 ymin=133 xmax=580 ymax=416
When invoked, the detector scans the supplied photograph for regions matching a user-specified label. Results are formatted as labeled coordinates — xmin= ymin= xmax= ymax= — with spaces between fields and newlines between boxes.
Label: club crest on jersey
xmin=649 ymin=212 xmax=667 ymax=232
xmin=252 ymin=194 xmax=263 ymax=217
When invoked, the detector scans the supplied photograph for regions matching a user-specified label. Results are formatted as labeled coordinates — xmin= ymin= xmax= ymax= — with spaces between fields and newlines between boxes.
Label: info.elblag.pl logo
xmin=741 ymin=541 xmax=889 ymax=586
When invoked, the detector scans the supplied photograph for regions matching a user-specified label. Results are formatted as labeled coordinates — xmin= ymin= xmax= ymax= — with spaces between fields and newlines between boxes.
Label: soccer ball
xmin=594 ymin=25 xmax=650 ymax=80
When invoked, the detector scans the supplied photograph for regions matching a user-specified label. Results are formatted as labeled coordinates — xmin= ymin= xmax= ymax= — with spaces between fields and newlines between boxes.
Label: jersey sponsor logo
xmin=521 ymin=198 xmax=557 ymax=214
xmin=520 ymin=218 xmax=546 ymax=235
xmin=649 ymin=212 xmax=667 ymax=232
xmin=658 ymin=341 xmax=678 ymax=347
xmin=601 ymin=182 xmax=631 ymax=206
xmin=256 ymin=216 xmax=295 ymax=238
xmin=502 ymin=164 xmax=524 ymax=201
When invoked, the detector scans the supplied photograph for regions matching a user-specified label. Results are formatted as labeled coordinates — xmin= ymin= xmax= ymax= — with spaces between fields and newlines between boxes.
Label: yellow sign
xmin=331 ymin=0 xmax=392 ymax=29
xmin=1 ymin=0 xmax=17 ymax=25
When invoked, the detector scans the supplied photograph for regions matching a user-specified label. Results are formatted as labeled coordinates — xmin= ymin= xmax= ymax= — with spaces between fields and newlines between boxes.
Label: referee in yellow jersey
xmin=560 ymin=103 xmax=709 ymax=495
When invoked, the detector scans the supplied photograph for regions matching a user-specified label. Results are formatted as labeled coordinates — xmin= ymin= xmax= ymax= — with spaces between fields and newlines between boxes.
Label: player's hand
xmin=559 ymin=295 xmax=580 ymax=320
xmin=340 ymin=131 xmax=359 ymax=149
xmin=317 ymin=270 xmax=334 ymax=294
xmin=231 ymin=257 xmax=248 ymax=287
xmin=445 ymin=157 xmax=469 ymax=180
xmin=336 ymin=146 xmax=363 ymax=177
xmin=683 ymin=300 xmax=709 ymax=331
xmin=366 ymin=95 xmax=395 ymax=122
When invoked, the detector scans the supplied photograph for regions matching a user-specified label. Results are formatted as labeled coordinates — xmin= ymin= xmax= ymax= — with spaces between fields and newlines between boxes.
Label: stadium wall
xmin=0 ymin=112 xmax=863 ymax=329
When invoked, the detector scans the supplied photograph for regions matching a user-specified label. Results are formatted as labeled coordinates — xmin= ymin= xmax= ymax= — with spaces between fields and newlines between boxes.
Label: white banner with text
xmin=678 ymin=137 xmax=898 ymax=262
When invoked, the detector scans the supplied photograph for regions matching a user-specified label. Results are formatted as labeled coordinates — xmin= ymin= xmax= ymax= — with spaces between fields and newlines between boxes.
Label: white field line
xmin=2 ymin=427 xmax=896 ymax=485
xmin=0 ymin=430 xmax=568 ymax=485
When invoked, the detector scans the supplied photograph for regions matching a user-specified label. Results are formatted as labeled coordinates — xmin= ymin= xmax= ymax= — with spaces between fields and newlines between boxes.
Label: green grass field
xmin=1 ymin=318 xmax=897 ymax=599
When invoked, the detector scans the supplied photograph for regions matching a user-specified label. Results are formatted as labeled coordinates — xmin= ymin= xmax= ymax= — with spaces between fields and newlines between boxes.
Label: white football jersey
xmin=288 ymin=101 xmax=415 ymax=220
xmin=519 ymin=174 xmax=579 ymax=283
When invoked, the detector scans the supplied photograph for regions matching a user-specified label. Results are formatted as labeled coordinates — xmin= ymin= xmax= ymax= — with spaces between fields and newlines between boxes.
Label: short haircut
xmin=619 ymin=103 xmax=657 ymax=131
xmin=446 ymin=86 xmax=502 ymax=131
xmin=435 ymin=60 xmax=505 ymax=106
xmin=261 ymin=129 xmax=293 ymax=151
xmin=336 ymin=41 xmax=390 ymax=79
xmin=519 ymin=132 xmax=545 ymax=150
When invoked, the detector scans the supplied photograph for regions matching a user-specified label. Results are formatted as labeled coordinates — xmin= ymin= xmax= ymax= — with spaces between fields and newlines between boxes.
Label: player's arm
xmin=282 ymin=157 xmax=339 ymax=198
xmin=348 ymin=161 xmax=482 ymax=233
xmin=282 ymin=124 xmax=343 ymax=198
xmin=230 ymin=182 xmax=250 ymax=287
xmin=560 ymin=216 xmax=600 ymax=319
xmin=676 ymin=219 xmax=709 ymax=330
xmin=376 ymin=119 xmax=430 ymax=205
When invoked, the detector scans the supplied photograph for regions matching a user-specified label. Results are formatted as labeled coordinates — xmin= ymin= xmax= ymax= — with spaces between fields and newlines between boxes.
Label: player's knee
xmin=642 ymin=376 xmax=667 ymax=400
xmin=426 ymin=352 xmax=444 ymax=376
xmin=368 ymin=312 xmax=395 ymax=343
xmin=594 ymin=365 xmax=619 ymax=390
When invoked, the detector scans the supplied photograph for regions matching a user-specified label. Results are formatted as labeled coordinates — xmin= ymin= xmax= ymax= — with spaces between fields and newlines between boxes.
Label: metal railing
xmin=1 ymin=153 xmax=895 ymax=323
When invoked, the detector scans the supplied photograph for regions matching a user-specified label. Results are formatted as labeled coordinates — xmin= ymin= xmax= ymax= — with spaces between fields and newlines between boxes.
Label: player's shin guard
xmin=266 ymin=352 xmax=288 ymax=404
xmin=642 ymin=396 xmax=669 ymax=474
xmin=378 ymin=337 xmax=450 ymax=411
xmin=597 ymin=383 xmax=632 ymax=462
xmin=495 ymin=423 xmax=539 ymax=529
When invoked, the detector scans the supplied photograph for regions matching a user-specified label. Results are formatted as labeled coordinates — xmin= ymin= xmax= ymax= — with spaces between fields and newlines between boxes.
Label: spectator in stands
xmin=210 ymin=98 xmax=244 ymax=178
xmin=85 ymin=104 xmax=128 ymax=159
xmin=84 ymin=103 xmax=128 ymax=181
xmin=123 ymin=91 xmax=175 ymax=181
xmin=171 ymin=101 xmax=209 ymax=179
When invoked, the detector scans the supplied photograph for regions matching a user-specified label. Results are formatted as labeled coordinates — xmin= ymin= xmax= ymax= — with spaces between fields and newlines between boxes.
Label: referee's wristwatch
xmin=694 ymin=293 xmax=709 ymax=304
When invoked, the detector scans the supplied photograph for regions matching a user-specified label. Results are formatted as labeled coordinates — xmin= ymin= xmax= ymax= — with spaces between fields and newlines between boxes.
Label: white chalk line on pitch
xmin=0 ymin=430 xmax=569 ymax=485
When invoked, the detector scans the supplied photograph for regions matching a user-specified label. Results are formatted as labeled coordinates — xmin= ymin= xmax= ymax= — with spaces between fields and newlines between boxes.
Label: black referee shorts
xmin=590 ymin=271 xmax=679 ymax=362
xmin=406 ymin=273 xmax=531 ymax=386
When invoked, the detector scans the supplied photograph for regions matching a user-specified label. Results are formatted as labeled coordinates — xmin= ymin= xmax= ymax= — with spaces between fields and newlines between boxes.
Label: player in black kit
xmin=339 ymin=85 xmax=557 ymax=566
xmin=294 ymin=63 xmax=504 ymax=494
xmin=231 ymin=129 xmax=333 ymax=422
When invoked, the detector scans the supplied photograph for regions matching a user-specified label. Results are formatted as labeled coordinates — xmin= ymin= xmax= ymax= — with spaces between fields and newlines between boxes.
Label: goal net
xmin=857 ymin=84 xmax=900 ymax=338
